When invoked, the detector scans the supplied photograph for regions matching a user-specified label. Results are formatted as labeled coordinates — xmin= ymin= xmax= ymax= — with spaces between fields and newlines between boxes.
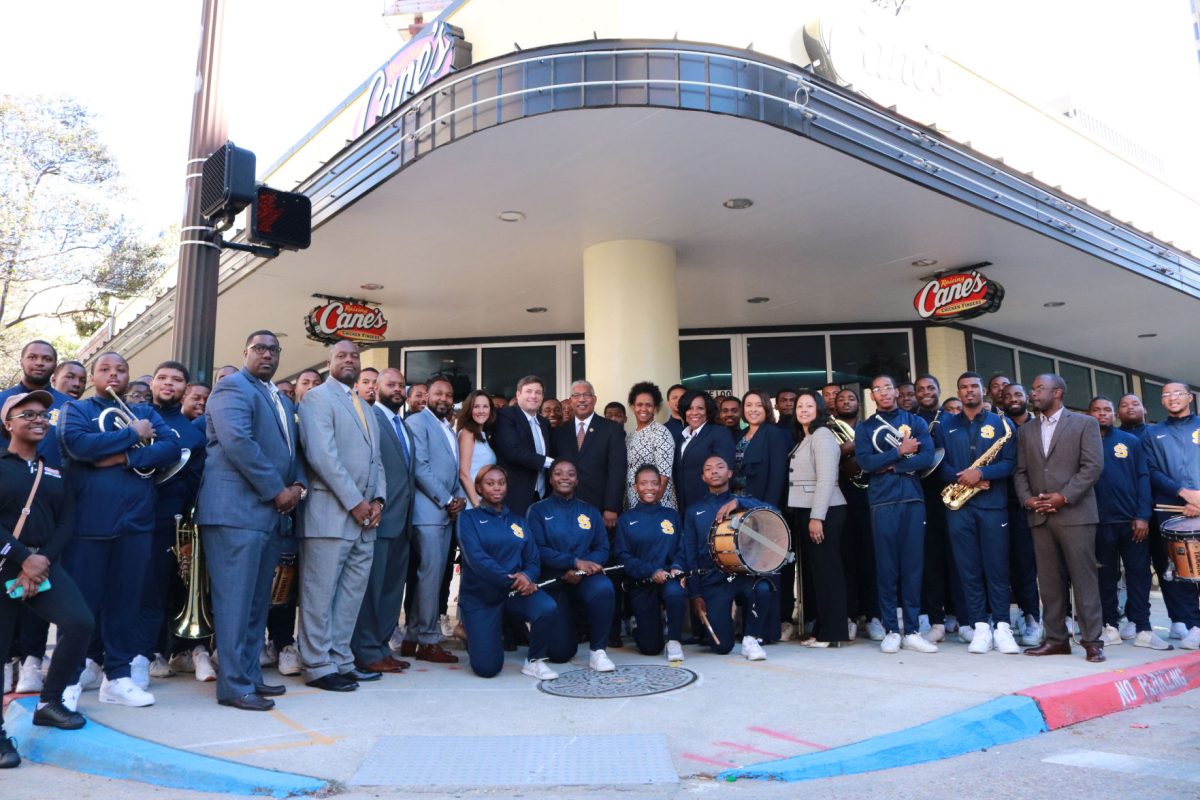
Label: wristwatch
xmin=293 ymin=482 xmax=307 ymax=501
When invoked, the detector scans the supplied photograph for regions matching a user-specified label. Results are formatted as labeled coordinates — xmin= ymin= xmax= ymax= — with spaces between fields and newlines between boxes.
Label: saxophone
xmin=940 ymin=418 xmax=1013 ymax=511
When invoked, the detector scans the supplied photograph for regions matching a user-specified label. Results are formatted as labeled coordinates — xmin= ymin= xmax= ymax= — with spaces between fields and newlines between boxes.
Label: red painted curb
xmin=1016 ymin=651 xmax=1200 ymax=730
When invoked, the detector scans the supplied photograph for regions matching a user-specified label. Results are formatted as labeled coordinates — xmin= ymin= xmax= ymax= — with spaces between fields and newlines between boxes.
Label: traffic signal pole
xmin=172 ymin=0 xmax=226 ymax=385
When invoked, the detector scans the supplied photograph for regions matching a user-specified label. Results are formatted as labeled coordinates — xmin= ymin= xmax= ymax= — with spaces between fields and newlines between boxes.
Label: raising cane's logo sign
xmin=914 ymin=271 xmax=1004 ymax=322
xmin=305 ymin=300 xmax=388 ymax=344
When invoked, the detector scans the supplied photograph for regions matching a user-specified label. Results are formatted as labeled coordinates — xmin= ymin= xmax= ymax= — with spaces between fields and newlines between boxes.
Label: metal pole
xmin=171 ymin=0 xmax=226 ymax=384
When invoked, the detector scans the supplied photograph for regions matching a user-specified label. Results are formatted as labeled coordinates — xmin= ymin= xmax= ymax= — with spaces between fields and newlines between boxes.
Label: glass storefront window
xmin=974 ymin=340 xmax=1016 ymax=385
xmin=746 ymin=335 xmax=826 ymax=395
xmin=680 ymin=339 xmax=733 ymax=395
xmin=1018 ymin=352 xmax=1054 ymax=385
xmin=1058 ymin=361 xmax=1092 ymax=411
xmin=482 ymin=345 xmax=557 ymax=401
xmin=1143 ymin=380 xmax=1165 ymax=423
xmin=570 ymin=343 xmax=585 ymax=384
xmin=831 ymin=332 xmax=911 ymax=389
xmin=1094 ymin=370 xmax=1126 ymax=402
xmin=405 ymin=349 xmax=477 ymax=402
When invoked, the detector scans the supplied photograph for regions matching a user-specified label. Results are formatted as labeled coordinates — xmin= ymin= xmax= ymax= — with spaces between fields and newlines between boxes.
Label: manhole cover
xmin=537 ymin=664 xmax=697 ymax=698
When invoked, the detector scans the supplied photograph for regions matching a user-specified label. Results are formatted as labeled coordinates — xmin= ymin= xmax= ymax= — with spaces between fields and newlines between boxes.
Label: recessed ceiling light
xmin=1137 ymin=333 xmax=1158 ymax=338
xmin=911 ymin=258 xmax=938 ymax=267
xmin=1043 ymin=301 xmax=1066 ymax=308
xmin=498 ymin=210 xmax=526 ymax=223
xmin=723 ymin=198 xmax=753 ymax=210
xmin=360 ymin=283 xmax=384 ymax=290
xmin=526 ymin=306 xmax=547 ymax=313
xmin=747 ymin=296 xmax=770 ymax=304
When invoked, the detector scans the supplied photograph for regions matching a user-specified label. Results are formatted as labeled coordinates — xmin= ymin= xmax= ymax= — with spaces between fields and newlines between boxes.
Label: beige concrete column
xmin=925 ymin=326 xmax=968 ymax=392
xmin=359 ymin=345 xmax=391 ymax=372
xmin=582 ymin=240 xmax=680 ymax=422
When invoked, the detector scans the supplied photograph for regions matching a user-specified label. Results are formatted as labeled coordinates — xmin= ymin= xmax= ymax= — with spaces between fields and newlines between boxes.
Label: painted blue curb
xmin=6 ymin=697 xmax=328 ymax=797
xmin=719 ymin=694 xmax=1047 ymax=783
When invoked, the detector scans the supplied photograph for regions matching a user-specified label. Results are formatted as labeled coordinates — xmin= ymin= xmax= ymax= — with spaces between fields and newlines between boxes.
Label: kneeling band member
xmin=615 ymin=464 xmax=686 ymax=661
xmin=683 ymin=455 xmax=774 ymax=660
xmin=458 ymin=465 xmax=559 ymax=680
xmin=526 ymin=460 xmax=617 ymax=672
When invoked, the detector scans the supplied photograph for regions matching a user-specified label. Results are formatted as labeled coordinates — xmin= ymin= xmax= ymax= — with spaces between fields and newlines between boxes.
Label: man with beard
xmin=356 ymin=368 xmax=378 ymax=405
xmin=297 ymin=341 xmax=386 ymax=689
xmin=1141 ymin=383 xmax=1200 ymax=650
xmin=137 ymin=361 xmax=208 ymax=686
xmin=1087 ymin=397 xmax=1167 ymax=650
xmin=835 ymin=388 xmax=878 ymax=640
xmin=52 ymin=361 xmax=87 ymax=400
xmin=718 ymin=396 xmax=742 ymax=441
xmin=914 ymin=374 xmax=960 ymax=643
xmin=1001 ymin=384 xmax=1043 ymax=645
xmin=399 ymin=375 xmax=465 ymax=664
xmin=1015 ymin=374 xmax=1105 ymax=662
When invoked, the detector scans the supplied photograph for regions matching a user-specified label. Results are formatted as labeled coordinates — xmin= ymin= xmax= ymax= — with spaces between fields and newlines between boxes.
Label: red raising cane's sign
xmin=914 ymin=271 xmax=1004 ymax=322
xmin=305 ymin=301 xmax=388 ymax=344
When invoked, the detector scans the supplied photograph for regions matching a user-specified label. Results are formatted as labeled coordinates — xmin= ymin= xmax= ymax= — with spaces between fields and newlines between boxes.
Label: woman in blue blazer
xmin=673 ymin=390 xmax=736 ymax=513
xmin=732 ymin=390 xmax=791 ymax=508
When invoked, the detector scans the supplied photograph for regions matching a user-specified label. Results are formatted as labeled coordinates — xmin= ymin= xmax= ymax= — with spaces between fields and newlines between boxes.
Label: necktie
xmin=351 ymin=391 xmax=370 ymax=434
xmin=576 ymin=419 xmax=586 ymax=450
xmin=393 ymin=415 xmax=411 ymax=466
xmin=530 ymin=416 xmax=545 ymax=495
xmin=270 ymin=386 xmax=291 ymax=452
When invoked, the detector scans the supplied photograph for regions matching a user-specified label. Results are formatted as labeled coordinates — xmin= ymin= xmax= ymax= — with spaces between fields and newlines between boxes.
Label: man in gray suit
xmin=297 ymin=340 xmax=386 ymax=691
xmin=352 ymin=367 xmax=416 ymax=672
xmin=400 ymin=374 xmax=465 ymax=663
xmin=197 ymin=330 xmax=306 ymax=711
xmin=1014 ymin=373 xmax=1106 ymax=662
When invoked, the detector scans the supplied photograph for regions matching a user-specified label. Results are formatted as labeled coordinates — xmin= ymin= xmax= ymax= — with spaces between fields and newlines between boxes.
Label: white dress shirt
xmin=574 ymin=413 xmax=595 ymax=442
xmin=1040 ymin=406 xmax=1063 ymax=456
xmin=680 ymin=422 xmax=705 ymax=455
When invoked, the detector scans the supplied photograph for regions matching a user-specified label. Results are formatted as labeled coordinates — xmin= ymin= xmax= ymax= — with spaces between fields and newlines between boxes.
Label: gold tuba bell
xmin=172 ymin=511 xmax=214 ymax=640
xmin=827 ymin=417 xmax=869 ymax=489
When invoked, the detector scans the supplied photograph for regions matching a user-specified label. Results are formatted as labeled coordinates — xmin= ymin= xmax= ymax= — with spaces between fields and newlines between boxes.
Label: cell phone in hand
xmin=5 ymin=577 xmax=51 ymax=599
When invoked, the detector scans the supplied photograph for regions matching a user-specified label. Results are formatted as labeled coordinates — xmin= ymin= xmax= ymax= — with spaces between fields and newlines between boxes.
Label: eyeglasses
xmin=869 ymin=387 xmax=891 ymax=393
xmin=248 ymin=344 xmax=282 ymax=355
xmin=1161 ymin=391 xmax=1191 ymax=399
xmin=8 ymin=411 xmax=51 ymax=422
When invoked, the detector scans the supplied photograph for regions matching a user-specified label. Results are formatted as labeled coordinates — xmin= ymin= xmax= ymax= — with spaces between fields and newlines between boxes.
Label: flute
xmin=508 ymin=564 xmax=625 ymax=597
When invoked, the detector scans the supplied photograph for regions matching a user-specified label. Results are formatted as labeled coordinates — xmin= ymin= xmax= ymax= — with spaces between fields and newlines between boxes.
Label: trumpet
xmin=172 ymin=511 xmax=214 ymax=640
xmin=870 ymin=414 xmax=945 ymax=479
xmin=98 ymin=387 xmax=191 ymax=483
xmin=827 ymin=418 xmax=868 ymax=489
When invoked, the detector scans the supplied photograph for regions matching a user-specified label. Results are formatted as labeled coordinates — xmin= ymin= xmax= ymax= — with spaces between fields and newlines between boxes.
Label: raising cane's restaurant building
xmin=85 ymin=0 xmax=1200 ymax=418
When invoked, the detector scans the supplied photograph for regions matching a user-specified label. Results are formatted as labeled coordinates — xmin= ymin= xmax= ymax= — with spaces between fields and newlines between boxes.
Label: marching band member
xmin=835 ymin=388 xmax=879 ymax=640
xmin=915 ymin=374 xmax=960 ymax=643
xmin=52 ymin=360 xmax=87 ymax=400
xmin=1087 ymin=397 xmax=1168 ymax=650
xmin=527 ymin=460 xmax=616 ymax=671
xmin=59 ymin=352 xmax=181 ymax=707
xmin=615 ymin=464 xmax=686 ymax=661
xmin=1000 ymin=384 xmax=1043 ymax=645
xmin=196 ymin=332 xmax=304 ymax=710
xmin=854 ymin=375 xmax=938 ymax=655
xmin=458 ymin=465 xmax=559 ymax=680
xmin=987 ymin=375 xmax=1011 ymax=412
xmin=664 ymin=384 xmax=687 ymax=445
xmin=683 ymin=454 xmax=774 ymax=660
xmin=934 ymin=373 xmax=1018 ymax=654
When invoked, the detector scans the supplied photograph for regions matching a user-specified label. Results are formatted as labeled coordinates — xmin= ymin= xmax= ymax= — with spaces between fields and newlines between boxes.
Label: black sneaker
xmin=0 ymin=736 xmax=19 ymax=769
xmin=33 ymin=701 xmax=87 ymax=731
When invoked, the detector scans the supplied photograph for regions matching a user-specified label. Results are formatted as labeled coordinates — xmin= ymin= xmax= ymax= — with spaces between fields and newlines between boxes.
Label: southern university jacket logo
xmin=660 ymin=519 xmax=675 ymax=535
xmin=577 ymin=514 xmax=591 ymax=530
xmin=1113 ymin=443 xmax=1129 ymax=459
xmin=511 ymin=523 xmax=524 ymax=539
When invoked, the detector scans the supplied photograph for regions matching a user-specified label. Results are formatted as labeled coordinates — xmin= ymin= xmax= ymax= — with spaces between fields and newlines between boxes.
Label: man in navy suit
xmin=552 ymin=380 xmax=627 ymax=528
xmin=196 ymin=331 xmax=306 ymax=711
xmin=493 ymin=375 xmax=554 ymax=515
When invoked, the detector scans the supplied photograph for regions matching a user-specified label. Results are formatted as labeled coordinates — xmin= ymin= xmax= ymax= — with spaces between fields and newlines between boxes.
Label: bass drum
xmin=1161 ymin=514 xmax=1200 ymax=583
xmin=708 ymin=508 xmax=792 ymax=576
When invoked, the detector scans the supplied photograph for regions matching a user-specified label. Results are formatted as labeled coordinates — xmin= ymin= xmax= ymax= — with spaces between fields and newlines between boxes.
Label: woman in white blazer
xmin=787 ymin=391 xmax=850 ymax=647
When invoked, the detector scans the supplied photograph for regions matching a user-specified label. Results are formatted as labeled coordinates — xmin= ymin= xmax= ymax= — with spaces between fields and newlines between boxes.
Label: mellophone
xmin=1154 ymin=504 xmax=1200 ymax=583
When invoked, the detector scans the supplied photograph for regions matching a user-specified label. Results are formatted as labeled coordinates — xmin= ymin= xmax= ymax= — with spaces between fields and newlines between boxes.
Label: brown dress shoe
xmin=386 ymin=656 xmax=411 ymax=670
xmin=1084 ymin=644 xmax=1106 ymax=663
xmin=1024 ymin=640 xmax=1072 ymax=656
xmin=416 ymin=643 xmax=460 ymax=664
xmin=360 ymin=658 xmax=404 ymax=673
xmin=398 ymin=640 xmax=417 ymax=658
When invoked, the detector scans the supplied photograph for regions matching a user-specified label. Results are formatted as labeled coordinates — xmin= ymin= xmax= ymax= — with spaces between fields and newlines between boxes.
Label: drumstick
xmin=509 ymin=564 xmax=624 ymax=596
xmin=697 ymin=606 xmax=720 ymax=647
xmin=1155 ymin=504 xmax=1188 ymax=513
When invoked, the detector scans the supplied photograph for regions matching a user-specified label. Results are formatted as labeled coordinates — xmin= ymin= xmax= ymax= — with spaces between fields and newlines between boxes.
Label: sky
xmin=1 ymin=0 xmax=1198 ymax=239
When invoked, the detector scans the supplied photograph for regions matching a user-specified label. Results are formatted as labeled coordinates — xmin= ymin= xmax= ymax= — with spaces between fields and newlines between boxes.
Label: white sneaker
xmin=130 ymin=655 xmax=151 ymax=690
xmin=918 ymin=614 xmax=931 ymax=635
xmin=960 ymin=625 xmax=975 ymax=644
xmin=666 ymin=640 xmax=685 ymax=662
xmin=589 ymin=649 xmax=616 ymax=672
xmin=1101 ymin=624 xmax=1123 ymax=647
xmin=62 ymin=683 xmax=82 ymax=712
xmin=880 ymin=632 xmax=901 ymax=654
xmin=903 ymin=632 xmax=938 ymax=653
xmin=277 ymin=644 xmax=302 ymax=676
xmin=168 ymin=649 xmax=195 ymax=673
xmin=439 ymin=614 xmax=456 ymax=640
xmin=2 ymin=659 xmax=11 ymax=693
xmin=924 ymin=624 xmax=946 ymax=644
xmin=847 ymin=619 xmax=858 ymax=640
xmin=1020 ymin=619 xmax=1044 ymax=647
xmin=260 ymin=641 xmax=278 ymax=667
xmin=193 ymin=647 xmax=217 ymax=682
xmin=779 ymin=622 xmax=796 ymax=642
xmin=1169 ymin=621 xmax=1188 ymax=640
xmin=79 ymin=658 xmax=103 ymax=690
xmin=741 ymin=636 xmax=767 ymax=661
xmin=944 ymin=615 xmax=959 ymax=634
xmin=149 ymin=653 xmax=174 ymax=679
xmin=16 ymin=656 xmax=44 ymax=693
xmin=1181 ymin=626 xmax=1200 ymax=651
xmin=1119 ymin=620 xmax=1138 ymax=640
xmin=209 ymin=648 xmax=220 ymax=669
xmin=389 ymin=625 xmax=407 ymax=652
xmin=522 ymin=658 xmax=559 ymax=680
xmin=897 ymin=608 xmax=905 ymax=634
xmin=1133 ymin=630 xmax=1173 ymax=651
xmin=99 ymin=676 xmax=155 ymax=707
xmin=968 ymin=622 xmax=992 ymax=654
xmin=866 ymin=618 xmax=886 ymax=641
xmin=993 ymin=622 xmax=1020 ymax=654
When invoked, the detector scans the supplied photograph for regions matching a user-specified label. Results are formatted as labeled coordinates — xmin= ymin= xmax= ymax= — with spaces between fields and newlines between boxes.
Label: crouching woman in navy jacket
xmin=458 ymin=465 xmax=560 ymax=681
xmin=616 ymin=464 xmax=686 ymax=661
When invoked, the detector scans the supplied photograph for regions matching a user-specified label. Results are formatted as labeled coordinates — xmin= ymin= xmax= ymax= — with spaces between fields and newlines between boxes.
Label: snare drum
xmin=1161 ymin=515 xmax=1200 ymax=583
xmin=708 ymin=508 xmax=792 ymax=575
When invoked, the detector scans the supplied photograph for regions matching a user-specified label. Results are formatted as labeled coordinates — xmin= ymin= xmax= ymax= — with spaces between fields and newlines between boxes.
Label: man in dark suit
xmin=1014 ymin=373 xmax=1105 ymax=662
xmin=493 ymin=375 xmax=554 ymax=515
xmin=552 ymin=380 xmax=627 ymax=528
xmin=196 ymin=331 xmax=305 ymax=710
xmin=352 ymin=367 xmax=416 ymax=673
